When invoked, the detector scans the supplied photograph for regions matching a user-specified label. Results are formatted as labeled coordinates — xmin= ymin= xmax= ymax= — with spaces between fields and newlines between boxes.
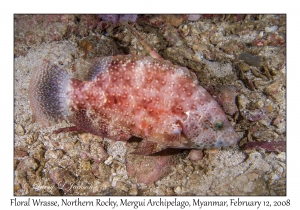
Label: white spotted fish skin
xmin=29 ymin=55 xmax=239 ymax=155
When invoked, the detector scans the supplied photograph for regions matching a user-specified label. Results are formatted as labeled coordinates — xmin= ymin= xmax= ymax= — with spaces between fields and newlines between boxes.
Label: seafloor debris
xmin=210 ymin=85 xmax=240 ymax=116
xmin=243 ymin=141 xmax=285 ymax=152
xmin=239 ymin=52 xmax=262 ymax=67
xmin=99 ymin=14 xmax=138 ymax=24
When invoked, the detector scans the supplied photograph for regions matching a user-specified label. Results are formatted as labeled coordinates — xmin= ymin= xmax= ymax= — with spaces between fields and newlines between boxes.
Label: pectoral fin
xmin=131 ymin=140 xmax=167 ymax=155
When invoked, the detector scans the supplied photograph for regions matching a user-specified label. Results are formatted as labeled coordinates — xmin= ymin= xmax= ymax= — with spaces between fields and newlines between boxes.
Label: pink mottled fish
xmin=29 ymin=55 xmax=239 ymax=155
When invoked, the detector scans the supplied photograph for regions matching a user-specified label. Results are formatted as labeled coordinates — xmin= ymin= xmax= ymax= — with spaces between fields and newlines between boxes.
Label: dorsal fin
xmin=73 ymin=57 xmax=112 ymax=81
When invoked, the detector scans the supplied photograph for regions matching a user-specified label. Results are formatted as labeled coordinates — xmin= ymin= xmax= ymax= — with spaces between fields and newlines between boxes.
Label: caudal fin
xmin=28 ymin=59 xmax=71 ymax=127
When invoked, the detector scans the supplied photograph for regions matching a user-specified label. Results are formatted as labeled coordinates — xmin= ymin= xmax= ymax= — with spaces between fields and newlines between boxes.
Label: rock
xmin=237 ymin=94 xmax=250 ymax=110
xmin=174 ymin=186 xmax=182 ymax=194
xmin=14 ymin=148 xmax=28 ymax=159
xmin=188 ymin=15 xmax=201 ymax=21
xmin=45 ymin=149 xmax=64 ymax=159
xmin=272 ymin=114 xmax=284 ymax=126
xmin=90 ymin=142 xmax=108 ymax=162
xmin=49 ymin=168 xmax=76 ymax=193
xmin=215 ymin=85 xmax=239 ymax=116
xmin=241 ymin=108 xmax=267 ymax=122
xmin=104 ymin=156 xmax=113 ymax=165
xmin=16 ymin=157 xmax=39 ymax=171
xmin=79 ymin=160 xmax=92 ymax=171
xmin=126 ymin=149 xmax=177 ymax=185
xmin=239 ymin=52 xmax=262 ymax=67
xmin=107 ymin=141 xmax=127 ymax=163
xmin=15 ymin=124 xmax=25 ymax=136
xmin=128 ymin=184 xmax=138 ymax=195
xmin=115 ymin=181 xmax=129 ymax=194
xmin=265 ymin=26 xmax=278 ymax=33
xmin=187 ymin=149 xmax=203 ymax=161
xmin=92 ymin=162 xmax=111 ymax=180
xmin=264 ymin=80 xmax=282 ymax=96
xmin=264 ymin=80 xmax=284 ymax=103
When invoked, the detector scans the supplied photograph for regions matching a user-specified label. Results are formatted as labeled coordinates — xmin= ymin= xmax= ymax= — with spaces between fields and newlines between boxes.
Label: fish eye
xmin=214 ymin=120 xmax=224 ymax=131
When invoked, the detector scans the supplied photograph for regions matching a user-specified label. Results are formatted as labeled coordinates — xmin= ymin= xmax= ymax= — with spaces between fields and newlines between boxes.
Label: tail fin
xmin=28 ymin=59 xmax=71 ymax=127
